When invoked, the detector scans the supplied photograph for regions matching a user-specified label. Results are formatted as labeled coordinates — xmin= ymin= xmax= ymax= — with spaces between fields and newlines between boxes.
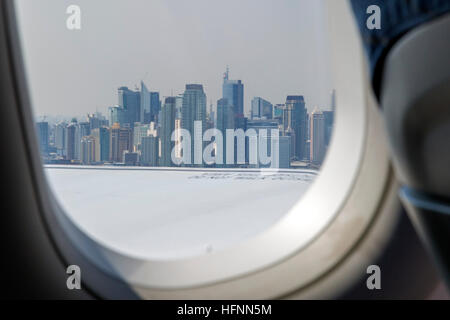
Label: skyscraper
xmin=247 ymin=120 xmax=280 ymax=168
xmin=88 ymin=113 xmax=108 ymax=131
xmin=92 ymin=127 xmax=110 ymax=162
xmin=118 ymin=86 xmax=141 ymax=125
xmin=181 ymin=84 xmax=207 ymax=165
xmin=109 ymin=105 xmax=127 ymax=127
xmin=310 ymin=109 xmax=326 ymax=165
xmin=160 ymin=97 xmax=177 ymax=167
xmin=123 ymin=151 xmax=139 ymax=166
xmin=217 ymin=98 xmax=234 ymax=166
xmin=109 ymin=123 xmax=132 ymax=163
xmin=75 ymin=122 xmax=90 ymax=161
xmin=278 ymin=136 xmax=291 ymax=169
xmin=133 ymin=123 xmax=151 ymax=152
xmin=54 ymin=122 xmax=67 ymax=156
xmin=150 ymin=92 xmax=161 ymax=122
xmin=80 ymin=136 xmax=97 ymax=165
xmin=273 ymin=104 xmax=285 ymax=122
xmin=251 ymin=97 xmax=273 ymax=120
xmin=141 ymin=135 xmax=159 ymax=167
xmin=36 ymin=122 xmax=49 ymax=154
xmin=323 ymin=110 xmax=334 ymax=147
xmin=217 ymin=98 xmax=234 ymax=133
xmin=284 ymin=96 xmax=307 ymax=161
xmin=140 ymin=81 xmax=150 ymax=124
xmin=175 ymin=95 xmax=183 ymax=119
xmin=222 ymin=68 xmax=244 ymax=117
xmin=65 ymin=123 xmax=77 ymax=161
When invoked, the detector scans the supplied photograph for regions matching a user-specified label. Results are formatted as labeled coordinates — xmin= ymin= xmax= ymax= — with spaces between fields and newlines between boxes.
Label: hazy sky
xmin=15 ymin=0 xmax=334 ymax=119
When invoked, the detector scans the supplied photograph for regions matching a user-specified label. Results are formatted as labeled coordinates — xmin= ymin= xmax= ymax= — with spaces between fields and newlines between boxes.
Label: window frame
xmin=6 ymin=0 xmax=401 ymax=299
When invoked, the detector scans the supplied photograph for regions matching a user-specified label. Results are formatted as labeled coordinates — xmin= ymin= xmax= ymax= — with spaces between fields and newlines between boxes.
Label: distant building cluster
xmin=36 ymin=68 xmax=335 ymax=169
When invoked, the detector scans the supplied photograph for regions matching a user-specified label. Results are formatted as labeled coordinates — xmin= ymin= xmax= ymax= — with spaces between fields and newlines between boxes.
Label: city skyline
xmin=35 ymin=68 xmax=335 ymax=124
xmin=35 ymin=68 xmax=335 ymax=170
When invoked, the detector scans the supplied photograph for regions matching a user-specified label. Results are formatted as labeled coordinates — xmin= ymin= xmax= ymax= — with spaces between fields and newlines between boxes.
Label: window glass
xmin=16 ymin=0 xmax=336 ymax=259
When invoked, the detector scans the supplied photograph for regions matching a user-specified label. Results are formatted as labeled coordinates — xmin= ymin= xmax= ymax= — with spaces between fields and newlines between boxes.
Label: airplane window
xmin=12 ymin=0 xmax=397 ymax=295
xmin=16 ymin=0 xmax=336 ymax=262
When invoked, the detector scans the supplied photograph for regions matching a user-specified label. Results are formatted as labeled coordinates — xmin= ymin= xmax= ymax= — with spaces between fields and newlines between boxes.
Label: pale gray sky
xmin=15 ymin=0 xmax=334 ymax=118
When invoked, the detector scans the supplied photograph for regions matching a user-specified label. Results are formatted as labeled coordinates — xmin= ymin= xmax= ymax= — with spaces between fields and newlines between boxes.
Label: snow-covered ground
xmin=45 ymin=166 xmax=317 ymax=260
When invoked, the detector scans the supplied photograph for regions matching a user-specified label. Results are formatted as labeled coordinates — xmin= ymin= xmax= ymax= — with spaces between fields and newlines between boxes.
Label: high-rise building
xmin=133 ymin=123 xmax=151 ymax=152
xmin=310 ymin=109 xmax=326 ymax=165
xmin=160 ymin=97 xmax=177 ymax=167
xmin=173 ymin=118 xmax=182 ymax=160
xmin=36 ymin=122 xmax=49 ymax=154
xmin=259 ymin=134 xmax=291 ymax=169
xmin=80 ymin=136 xmax=97 ymax=165
xmin=278 ymin=136 xmax=291 ymax=169
xmin=217 ymin=98 xmax=234 ymax=132
xmin=175 ymin=95 xmax=183 ymax=119
xmin=222 ymin=68 xmax=244 ymax=117
xmin=284 ymin=127 xmax=296 ymax=162
xmin=74 ymin=122 xmax=90 ymax=161
xmin=55 ymin=122 xmax=67 ymax=156
xmin=181 ymin=84 xmax=207 ymax=165
xmin=284 ymin=96 xmax=307 ymax=161
xmin=139 ymin=83 xmax=160 ymax=124
xmin=247 ymin=120 xmax=280 ymax=168
xmin=109 ymin=105 xmax=127 ymax=127
xmin=234 ymin=114 xmax=248 ymax=131
xmin=251 ymin=97 xmax=273 ymax=120
xmin=148 ymin=121 xmax=158 ymax=137
xmin=150 ymin=92 xmax=161 ymax=123
xmin=140 ymin=81 xmax=150 ymax=124
xmin=323 ymin=110 xmax=334 ymax=147
xmin=217 ymin=98 xmax=234 ymax=165
xmin=78 ymin=122 xmax=90 ymax=137
xmin=118 ymin=86 xmax=141 ymax=125
xmin=141 ymin=136 xmax=159 ymax=167
xmin=123 ymin=151 xmax=139 ymax=166
xmin=92 ymin=127 xmax=110 ymax=162
xmin=88 ymin=113 xmax=108 ymax=130
xmin=304 ymin=113 xmax=311 ymax=162
xmin=109 ymin=123 xmax=132 ymax=163
xmin=65 ymin=123 xmax=77 ymax=161
xmin=273 ymin=104 xmax=284 ymax=121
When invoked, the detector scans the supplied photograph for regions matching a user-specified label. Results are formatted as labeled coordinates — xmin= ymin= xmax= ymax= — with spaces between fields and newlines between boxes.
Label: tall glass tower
xmin=222 ymin=68 xmax=244 ymax=117
xmin=150 ymin=92 xmax=161 ymax=123
xmin=181 ymin=84 xmax=207 ymax=165
xmin=160 ymin=97 xmax=177 ymax=167
xmin=109 ymin=123 xmax=132 ymax=163
xmin=310 ymin=109 xmax=326 ymax=165
xmin=92 ymin=127 xmax=110 ymax=162
xmin=251 ymin=97 xmax=273 ymax=120
xmin=118 ymin=86 xmax=141 ymax=126
xmin=217 ymin=98 xmax=234 ymax=166
xmin=140 ymin=81 xmax=150 ymax=124
xmin=284 ymin=96 xmax=307 ymax=161
xmin=36 ymin=122 xmax=49 ymax=154
xmin=65 ymin=123 xmax=77 ymax=161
